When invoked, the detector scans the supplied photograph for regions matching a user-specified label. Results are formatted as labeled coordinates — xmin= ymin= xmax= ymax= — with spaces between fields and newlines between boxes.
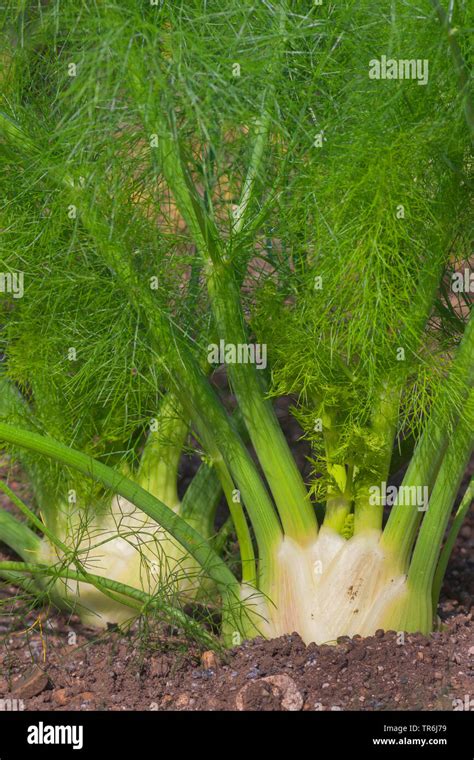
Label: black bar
xmin=0 ymin=710 xmax=471 ymax=758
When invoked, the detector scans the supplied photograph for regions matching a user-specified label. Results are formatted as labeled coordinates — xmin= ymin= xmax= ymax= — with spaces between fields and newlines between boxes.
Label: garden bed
xmin=1 ymin=467 xmax=472 ymax=712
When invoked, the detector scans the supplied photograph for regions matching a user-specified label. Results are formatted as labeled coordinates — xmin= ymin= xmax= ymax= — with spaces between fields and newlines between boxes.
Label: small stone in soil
xmin=246 ymin=667 xmax=261 ymax=679
xmin=200 ymin=651 xmax=218 ymax=670
xmin=53 ymin=688 xmax=69 ymax=706
xmin=149 ymin=658 xmax=170 ymax=677
xmin=11 ymin=665 xmax=50 ymax=699
xmin=236 ymin=674 xmax=303 ymax=712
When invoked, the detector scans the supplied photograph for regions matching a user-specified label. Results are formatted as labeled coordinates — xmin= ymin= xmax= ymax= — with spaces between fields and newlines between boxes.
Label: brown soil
xmin=0 ymin=606 xmax=472 ymax=712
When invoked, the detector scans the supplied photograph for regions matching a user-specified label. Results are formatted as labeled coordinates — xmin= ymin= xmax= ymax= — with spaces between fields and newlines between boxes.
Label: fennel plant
xmin=0 ymin=0 xmax=472 ymax=645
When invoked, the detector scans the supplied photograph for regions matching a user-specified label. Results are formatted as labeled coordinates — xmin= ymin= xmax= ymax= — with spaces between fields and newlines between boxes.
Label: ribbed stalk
xmin=170 ymin=386 xmax=257 ymax=584
xmin=429 ymin=0 xmax=474 ymax=136
xmin=211 ymin=459 xmax=256 ymax=586
xmin=407 ymin=391 xmax=473 ymax=601
xmin=387 ymin=401 xmax=473 ymax=636
xmin=432 ymin=476 xmax=473 ymax=611
xmin=137 ymin=392 xmax=188 ymax=510
xmin=354 ymin=384 xmax=400 ymax=534
xmin=206 ymin=263 xmax=318 ymax=544
xmin=0 ymin=375 xmax=58 ymax=527
xmin=0 ymin=508 xmax=41 ymax=561
xmin=382 ymin=312 xmax=474 ymax=566
xmin=181 ymin=462 xmax=222 ymax=536
xmin=166 ymin=350 xmax=283 ymax=579
xmin=324 ymin=493 xmax=352 ymax=534
xmin=321 ymin=407 xmax=352 ymax=533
